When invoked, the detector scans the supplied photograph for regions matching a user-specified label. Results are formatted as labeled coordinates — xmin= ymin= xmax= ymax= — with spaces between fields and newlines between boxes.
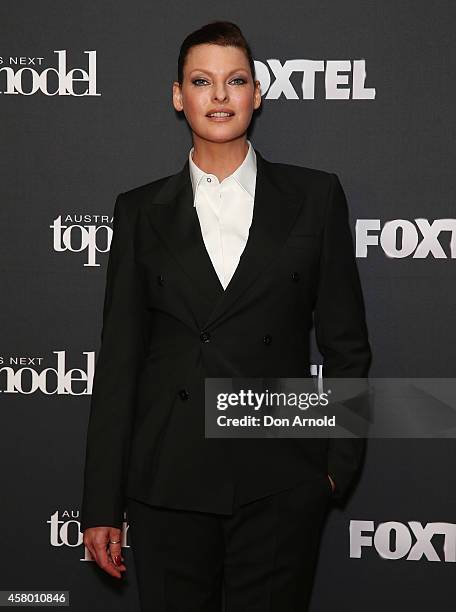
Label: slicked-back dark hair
xmin=177 ymin=21 xmax=256 ymax=85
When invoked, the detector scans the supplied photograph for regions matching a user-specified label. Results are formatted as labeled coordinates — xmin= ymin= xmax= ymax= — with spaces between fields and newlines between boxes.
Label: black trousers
xmin=126 ymin=476 xmax=331 ymax=612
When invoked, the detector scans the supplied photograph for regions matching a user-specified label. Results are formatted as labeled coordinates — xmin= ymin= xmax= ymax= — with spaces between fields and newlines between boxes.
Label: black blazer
xmin=80 ymin=148 xmax=372 ymax=531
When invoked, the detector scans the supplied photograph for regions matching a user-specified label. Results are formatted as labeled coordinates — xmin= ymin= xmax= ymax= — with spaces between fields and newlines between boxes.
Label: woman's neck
xmin=191 ymin=137 xmax=249 ymax=182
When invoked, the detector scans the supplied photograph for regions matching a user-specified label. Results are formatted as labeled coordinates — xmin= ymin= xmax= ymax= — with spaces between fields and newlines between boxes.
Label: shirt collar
xmin=188 ymin=139 xmax=257 ymax=207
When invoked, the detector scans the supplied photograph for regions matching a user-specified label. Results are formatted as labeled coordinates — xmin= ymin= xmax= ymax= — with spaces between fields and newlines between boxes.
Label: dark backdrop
xmin=1 ymin=1 xmax=455 ymax=610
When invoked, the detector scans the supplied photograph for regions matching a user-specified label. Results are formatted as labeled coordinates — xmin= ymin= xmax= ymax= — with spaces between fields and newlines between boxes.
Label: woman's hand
xmin=83 ymin=527 xmax=126 ymax=579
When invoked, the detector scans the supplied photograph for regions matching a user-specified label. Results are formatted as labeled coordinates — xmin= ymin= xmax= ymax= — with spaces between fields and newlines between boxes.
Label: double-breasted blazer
xmin=80 ymin=148 xmax=372 ymax=531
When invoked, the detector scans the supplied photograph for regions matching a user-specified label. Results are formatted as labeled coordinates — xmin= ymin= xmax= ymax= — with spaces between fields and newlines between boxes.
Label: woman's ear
xmin=172 ymin=81 xmax=184 ymax=112
xmin=254 ymin=80 xmax=262 ymax=110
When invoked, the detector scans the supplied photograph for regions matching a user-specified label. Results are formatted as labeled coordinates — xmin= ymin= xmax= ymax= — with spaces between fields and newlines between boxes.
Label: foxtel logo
xmin=356 ymin=218 xmax=456 ymax=258
xmin=254 ymin=59 xmax=375 ymax=100
xmin=350 ymin=520 xmax=456 ymax=562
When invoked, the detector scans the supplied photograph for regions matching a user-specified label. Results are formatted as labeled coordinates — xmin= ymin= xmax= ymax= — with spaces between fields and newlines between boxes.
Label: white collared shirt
xmin=188 ymin=139 xmax=257 ymax=290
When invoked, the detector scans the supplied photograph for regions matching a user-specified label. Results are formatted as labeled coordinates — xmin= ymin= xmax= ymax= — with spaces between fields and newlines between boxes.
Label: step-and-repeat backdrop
xmin=2 ymin=2 xmax=455 ymax=610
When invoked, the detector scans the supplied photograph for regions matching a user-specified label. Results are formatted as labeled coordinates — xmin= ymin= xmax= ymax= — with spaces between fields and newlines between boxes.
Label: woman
xmin=81 ymin=20 xmax=371 ymax=611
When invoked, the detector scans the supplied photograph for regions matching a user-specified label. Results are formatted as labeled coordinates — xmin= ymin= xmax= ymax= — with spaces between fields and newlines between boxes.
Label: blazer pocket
xmin=285 ymin=232 xmax=319 ymax=248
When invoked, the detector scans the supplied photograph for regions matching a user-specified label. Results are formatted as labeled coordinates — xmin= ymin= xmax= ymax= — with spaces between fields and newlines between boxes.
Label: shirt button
xmin=157 ymin=275 xmax=165 ymax=286
xmin=200 ymin=331 xmax=211 ymax=343
xmin=206 ymin=177 xmax=211 ymax=182
xmin=263 ymin=334 xmax=272 ymax=345
xmin=178 ymin=388 xmax=190 ymax=401
xmin=291 ymin=272 xmax=300 ymax=282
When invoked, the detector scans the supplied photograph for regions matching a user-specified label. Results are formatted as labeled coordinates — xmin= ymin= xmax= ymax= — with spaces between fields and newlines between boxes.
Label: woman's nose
xmin=213 ymin=84 xmax=228 ymax=102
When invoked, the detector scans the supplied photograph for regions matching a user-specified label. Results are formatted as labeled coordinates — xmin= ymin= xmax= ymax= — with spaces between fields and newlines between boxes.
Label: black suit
xmin=80 ymin=148 xmax=372 ymax=533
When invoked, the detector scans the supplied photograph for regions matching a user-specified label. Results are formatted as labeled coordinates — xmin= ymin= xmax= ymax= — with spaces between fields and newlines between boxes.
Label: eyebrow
xmin=188 ymin=68 xmax=249 ymax=76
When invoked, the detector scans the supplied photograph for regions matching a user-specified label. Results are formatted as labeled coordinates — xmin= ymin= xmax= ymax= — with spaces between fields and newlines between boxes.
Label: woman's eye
xmin=191 ymin=77 xmax=247 ymax=86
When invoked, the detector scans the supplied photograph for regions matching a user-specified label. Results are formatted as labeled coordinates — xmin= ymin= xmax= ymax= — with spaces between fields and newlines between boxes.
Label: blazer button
xmin=157 ymin=275 xmax=165 ymax=286
xmin=178 ymin=388 xmax=189 ymax=401
xmin=291 ymin=271 xmax=300 ymax=282
xmin=263 ymin=334 xmax=272 ymax=345
xmin=200 ymin=331 xmax=211 ymax=343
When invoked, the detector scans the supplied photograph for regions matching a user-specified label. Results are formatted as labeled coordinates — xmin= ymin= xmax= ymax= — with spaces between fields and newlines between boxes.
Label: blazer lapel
xmin=144 ymin=148 xmax=304 ymax=330
xmin=146 ymin=165 xmax=224 ymax=295
xmin=203 ymin=150 xmax=304 ymax=329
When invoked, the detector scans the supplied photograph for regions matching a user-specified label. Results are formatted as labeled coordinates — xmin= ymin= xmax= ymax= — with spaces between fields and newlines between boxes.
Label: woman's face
xmin=173 ymin=43 xmax=261 ymax=145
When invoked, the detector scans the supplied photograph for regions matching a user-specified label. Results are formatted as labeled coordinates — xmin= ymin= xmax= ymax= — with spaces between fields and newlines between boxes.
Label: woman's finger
xmin=107 ymin=529 xmax=126 ymax=572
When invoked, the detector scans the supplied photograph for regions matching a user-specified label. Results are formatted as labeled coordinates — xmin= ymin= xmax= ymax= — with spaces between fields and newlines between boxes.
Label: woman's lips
xmin=205 ymin=113 xmax=235 ymax=122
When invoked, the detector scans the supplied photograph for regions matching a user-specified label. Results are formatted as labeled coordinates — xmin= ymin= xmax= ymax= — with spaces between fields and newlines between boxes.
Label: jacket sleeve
xmin=314 ymin=173 xmax=372 ymax=502
xmin=80 ymin=194 xmax=149 ymax=531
